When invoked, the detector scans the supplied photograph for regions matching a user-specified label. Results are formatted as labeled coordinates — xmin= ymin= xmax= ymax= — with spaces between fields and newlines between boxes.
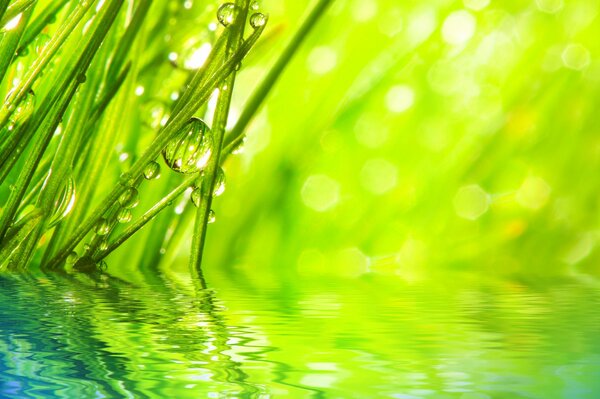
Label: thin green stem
xmin=94 ymin=174 xmax=197 ymax=261
xmin=189 ymin=0 xmax=252 ymax=277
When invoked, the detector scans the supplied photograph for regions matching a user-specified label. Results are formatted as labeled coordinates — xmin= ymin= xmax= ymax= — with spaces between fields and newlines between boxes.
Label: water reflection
xmin=2 ymin=272 xmax=600 ymax=398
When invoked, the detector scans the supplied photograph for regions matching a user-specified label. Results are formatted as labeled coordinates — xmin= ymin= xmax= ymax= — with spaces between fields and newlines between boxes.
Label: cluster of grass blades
xmin=0 ymin=0 xmax=332 ymax=280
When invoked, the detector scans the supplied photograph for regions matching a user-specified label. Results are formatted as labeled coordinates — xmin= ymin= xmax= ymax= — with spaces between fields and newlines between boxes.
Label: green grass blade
xmin=95 ymin=174 xmax=197 ymax=261
xmin=223 ymin=0 xmax=333 ymax=157
xmin=189 ymin=0 xmax=253 ymax=276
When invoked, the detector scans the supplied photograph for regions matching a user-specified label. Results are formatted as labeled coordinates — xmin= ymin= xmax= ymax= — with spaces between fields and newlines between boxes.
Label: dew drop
xmin=95 ymin=218 xmax=110 ymax=236
xmin=10 ymin=90 xmax=35 ymax=127
xmin=213 ymin=167 xmax=226 ymax=197
xmin=98 ymin=260 xmax=107 ymax=271
xmin=208 ymin=209 xmax=216 ymax=223
xmin=35 ymin=33 xmax=50 ymax=55
xmin=117 ymin=208 xmax=132 ymax=223
xmin=48 ymin=175 xmax=76 ymax=228
xmin=250 ymin=1 xmax=260 ymax=11
xmin=119 ymin=187 xmax=139 ymax=209
xmin=99 ymin=240 xmax=108 ymax=251
xmin=191 ymin=187 xmax=202 ymax=207
xmin=231 ymin=137 xmax=246 ymax=154
xmin=77 ymin=74 xmax=87 ymax=83
xmin=249 ymin=12 xmax=266 ymax=28
xmin=217 ymin=3 xmax=236 ymax=26
xmin=162 ymin=117 xmax=213 ymax=174
xmin=143 ymin=161 xmax=161 ymax=180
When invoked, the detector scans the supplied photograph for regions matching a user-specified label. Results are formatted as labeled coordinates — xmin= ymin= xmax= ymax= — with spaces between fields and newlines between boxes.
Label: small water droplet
xmin=10 ymin=90 xmax=35 ymax=127
xmin=143 ymin=161 xmax=161 ymax=180
xmin=98 ymin=260 xmax=107 ymax=271
xmin=217 ymin=3 xmax=236 ymax=26
xmin=95 ymin=218 xmax=110 ymax=236
xmin=120 ymin=172 xmax=135 ymax=186
xmin=250 ymin=1 xmax=260 ymax=11
xmin=162 ymin=117 xmax=213 ymax=174
xmin=213 ymin=167 xmax=226 ymax=197
xmin=66 ymin=251 xmax=78 ymax=264
xmin=208 ymin=209 xmax=216 ymax=223
xmin=83 ymin=243 xmax=92 ymax=254
xmin=119 ymin=187 xmax=139 ymax=209
xmin=231 ymin=137 xmax=246 ymax=154
xmin=99 ymin=240 xmax=108 ymax=251
xmin=35 ymin=33 xmax=50 ymax=55
xmin=191 ymin=187 xmax=202 ymax=207
xmin=117 ymin=208 xmax=132 ymax=223
xmin=249 ymin=12 xmax=266 ymax=28
xmin=77 ymin=74 xmax=87 ymax=83
xmin=48 ymin=175 xmax=76 ymax=228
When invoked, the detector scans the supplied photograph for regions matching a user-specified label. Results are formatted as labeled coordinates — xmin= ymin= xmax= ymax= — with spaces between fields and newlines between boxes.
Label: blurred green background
xmin=188 ymin=0 xmax=600 ymax=282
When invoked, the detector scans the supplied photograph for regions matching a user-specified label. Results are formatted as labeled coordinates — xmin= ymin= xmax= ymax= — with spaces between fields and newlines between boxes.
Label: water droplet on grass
xmin=191 ymin=187 xmax=202 ymax=207
xmin=10 ymin=90 xmax=35 ymax=126
xmin=119 ymin=187 xmax=139 ymax=209
xmin=99 ymin=240 xmax=108 ymax=251
xmin=213 ymin=168 xmax=226 ymax=197
xmin=48 ymin=175 xmax=76 ymax=228
xmin=250 ymin=13 xmax=266 ymax=28
xmin=208 ymin=209 xmax=216 ymax=223
xmin=217 ymin=3 xmax=236 ymax=26
xmin=162 ymin=117 xmax=212 ymax=174
xmin=95 ymin=218 xmax=110 ymax=236
xmin=117 ymin=208 xmax=132 ymax=223
xmin=143 ymin=161 xmax=161 ymax=180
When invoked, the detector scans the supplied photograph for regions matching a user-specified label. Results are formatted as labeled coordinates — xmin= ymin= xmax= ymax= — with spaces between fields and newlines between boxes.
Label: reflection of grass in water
xmin=0 ymin=273 xmax=265 ymax=397
xmin=0 ymin=0 xmax=331 ymax=278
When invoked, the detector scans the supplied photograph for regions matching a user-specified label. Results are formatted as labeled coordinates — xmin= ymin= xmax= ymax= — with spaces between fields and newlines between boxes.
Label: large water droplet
xmin=208 ymin=209 xmax=216 ymax=223
xmin=117 ymin=208 xmax=132 ymax=223
xmin=48 ymin=175 xmax=76 ymax=228
xmin=191 ymin=187 xmax=202 ymax=207
xmin=143 ymin=161 xmax=161 ymax=180
xmin=213 ymin=167 xmax=226 ymax=197
xmin=162 ymin=117 xmax=212 ymax=174
xmin=217 ymin=3 xmax=236 ymax=26
xmin=95 ymin=218 xmax=110 ymax=236
xmin=119 ymin=187 xmax=139 ymax=209
xmin=249 ymin=12 xmax=266 ymax=28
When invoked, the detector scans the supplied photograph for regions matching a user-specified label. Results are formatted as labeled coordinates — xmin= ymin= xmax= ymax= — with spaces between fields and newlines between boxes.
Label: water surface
xmin=1 ymin=272 xmax=600 ymax=398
